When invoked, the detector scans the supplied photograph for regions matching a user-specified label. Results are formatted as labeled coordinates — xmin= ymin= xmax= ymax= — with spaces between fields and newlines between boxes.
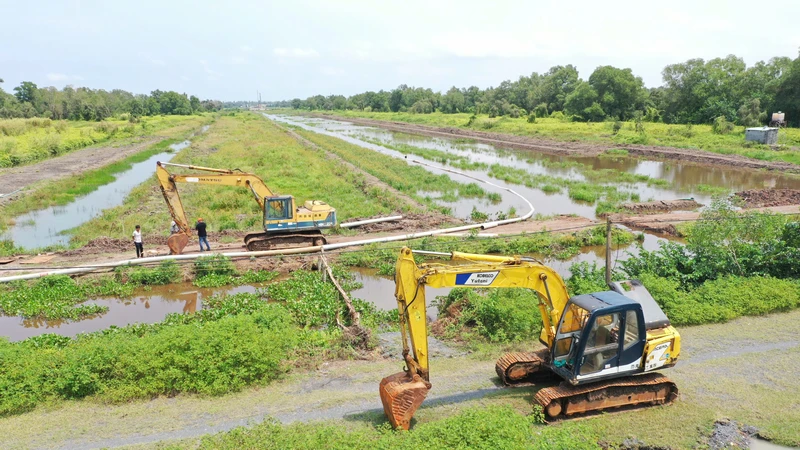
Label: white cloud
xmin=273 ymin=48 xmax=319 ymax=58
xmin=199 ymin=60 xmax=222 ymax=80
xmin=46 ymin=73 xmax=83 ymax=81
xmin=321 ymin=66 xmax=345 ymax=76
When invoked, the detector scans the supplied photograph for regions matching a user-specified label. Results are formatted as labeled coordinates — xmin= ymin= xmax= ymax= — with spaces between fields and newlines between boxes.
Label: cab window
xmin=553 ymin=303 xmax=590 ymax=364
xmin=267 ymin=198 xmax=291 ymax=220
xmin=579 ymin=313 xmax=620 ymax=375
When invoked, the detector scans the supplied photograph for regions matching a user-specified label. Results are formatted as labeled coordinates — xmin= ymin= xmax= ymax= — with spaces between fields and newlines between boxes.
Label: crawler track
xmin=495 ymin=348 xmax=556 ymax=386
xmin=244 ymin=231 xmax=326 ymax=251
xmin=534 ymin=372 xmax=677 ymax=419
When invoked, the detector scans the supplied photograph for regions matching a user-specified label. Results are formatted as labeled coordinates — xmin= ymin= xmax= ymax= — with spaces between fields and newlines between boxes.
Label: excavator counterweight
xmin=380 ymin=247 xmax=680 ymax=429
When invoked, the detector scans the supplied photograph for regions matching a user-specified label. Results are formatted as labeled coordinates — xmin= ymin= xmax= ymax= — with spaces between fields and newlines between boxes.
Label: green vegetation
xmin=0 ymin=266 xmax=391 ymax=417
xmin=293 ymin=128 xmax=491 ymax=214
xmin=0 ymin=275 xmax=128 ymax=320
xmin=286 ymin=53 xmax=800 ymax=128
xmin=64 ymin=113 xmax=408 ymax=246
xmin=0 ymin=81 xmax=221 ymax=121
xmin=196 ymin=405 xmax=600 ymax=450
xmin=0 ymin=115 xmax=207 ymax=168
xmin=568 ymin=199 xmax=800 ymax=326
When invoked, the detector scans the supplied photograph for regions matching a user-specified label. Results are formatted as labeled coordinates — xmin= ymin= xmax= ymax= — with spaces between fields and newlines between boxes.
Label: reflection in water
xmin=3 ymin=140 xmax=191 ymax=249
xmin=0 ymin=282 xmax=257 ymax=342
xmin=268 ymin=115 xmax=800 ymax=221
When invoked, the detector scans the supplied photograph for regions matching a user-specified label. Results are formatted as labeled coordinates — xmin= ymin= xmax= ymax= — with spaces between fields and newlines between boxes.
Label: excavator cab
xmin=265 ymin=196 xmax=295 ymax=221
xmin=550 ymin=292 xmax=646 ymax=385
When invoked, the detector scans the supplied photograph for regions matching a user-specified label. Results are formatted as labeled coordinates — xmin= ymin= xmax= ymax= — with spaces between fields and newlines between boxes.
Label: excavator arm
xmin=156 ymin=161 xmax=276 ymax=254
xmin=380 ymin=247 xmax=571 ymax=429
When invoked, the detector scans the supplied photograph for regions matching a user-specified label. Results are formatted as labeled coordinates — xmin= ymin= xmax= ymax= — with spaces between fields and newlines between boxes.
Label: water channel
xmin=2 ymin=140 xmax=191 ymax=249
xmin=268 ymin=114 xmax=800 ymax=220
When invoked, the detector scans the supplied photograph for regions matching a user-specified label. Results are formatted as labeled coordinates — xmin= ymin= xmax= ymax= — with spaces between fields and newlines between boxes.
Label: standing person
xmin=132 ymin=225 xmax=144 ymax=258
xmin=196 ymin=218 xmax=210 ymax=252
xmin=170 ymin=220 xmax=179 ymax=235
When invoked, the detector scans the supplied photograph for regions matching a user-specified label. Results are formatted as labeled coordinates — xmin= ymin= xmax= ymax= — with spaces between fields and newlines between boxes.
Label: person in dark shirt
xmin=195 ymin=218 xmax=210 ymax=252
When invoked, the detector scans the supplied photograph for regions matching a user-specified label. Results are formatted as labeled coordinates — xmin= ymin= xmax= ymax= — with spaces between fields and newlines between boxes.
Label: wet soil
xmin=735 ymin=189 xmax=800 ymax=208
xmin=317 ymin=114 xmax=800 ymax=174
xmin=619 ymin=199 xmax=703 ymax=214
xmin=0 ymin=136 xmax=163 ymax=204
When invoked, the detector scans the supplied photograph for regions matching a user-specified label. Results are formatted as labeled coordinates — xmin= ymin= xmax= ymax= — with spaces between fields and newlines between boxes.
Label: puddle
xmin=0 ymin=281 xmax=256 ymax=342
xmin=268 ymin=115 xmax=800 ymax=221
xmin=751 ymin=438 xmax=797 ymax=450
xmin=3 ymin=140 xmax=190 ymax=249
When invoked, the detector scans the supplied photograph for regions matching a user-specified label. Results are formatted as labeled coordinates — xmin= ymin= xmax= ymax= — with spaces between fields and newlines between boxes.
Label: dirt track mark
xmin=314 ymin=114 xmax=800 ymax=174
xmin=271 ymin=120 xmax=432 ymax=213
xmin=0 ymin=136 xmax=164 ymax=204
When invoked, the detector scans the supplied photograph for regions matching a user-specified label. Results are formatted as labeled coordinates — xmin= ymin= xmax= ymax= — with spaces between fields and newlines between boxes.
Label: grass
xmin=309 ymin=110 xmax=800 ymax=165
xmin=62 ymin=113 xmax=409 ymax=247
xmin=0 ymin=115 xmax=209 ymax=168
xmin=293 ymin=128 xmax=492 ymax=215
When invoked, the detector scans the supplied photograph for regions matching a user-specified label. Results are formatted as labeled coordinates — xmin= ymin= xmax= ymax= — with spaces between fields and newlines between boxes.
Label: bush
xmin=124 ymin=260 xmax=181 ymax=285
xmin=712 ymin=116 xmax=735 ymax=135
xmin=436 ymin=288 xmax=543 ymax=342
xmin=527 ymin=113 xmax=536 ymax=123
xmin=0 ymin=306 xmax=299 ymax=415
xmin=194 ymin=254 xmax=237 ymax=278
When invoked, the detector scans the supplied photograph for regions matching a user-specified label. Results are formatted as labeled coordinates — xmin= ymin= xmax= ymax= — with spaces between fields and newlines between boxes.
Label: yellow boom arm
xmin=156 ymin=161 xmax=275 ymax=233
xmin=394 ymin=247 xmax=570 ymax=377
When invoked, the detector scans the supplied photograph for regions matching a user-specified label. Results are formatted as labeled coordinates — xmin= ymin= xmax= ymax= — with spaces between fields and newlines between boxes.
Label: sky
xmin=1 ymin=0 xmax=799 ymax=101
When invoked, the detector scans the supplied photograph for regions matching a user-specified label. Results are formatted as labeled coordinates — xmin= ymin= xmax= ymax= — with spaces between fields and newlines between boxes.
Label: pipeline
xmin=340 ymin=215 xmax=404 ymax=229
xmin=0 ymin=161 xmax=534 ymax=283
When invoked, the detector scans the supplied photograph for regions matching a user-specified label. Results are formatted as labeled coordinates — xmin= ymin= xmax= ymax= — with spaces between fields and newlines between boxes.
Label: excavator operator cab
xmin=265 ymin=196 xmax=295 ymax=221
xmin=551 ymin=291 xmax=646 ymax=386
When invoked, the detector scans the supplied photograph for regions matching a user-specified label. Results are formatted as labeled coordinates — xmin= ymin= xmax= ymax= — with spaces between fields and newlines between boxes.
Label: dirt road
xmin=313 ymin=114 xmax=800 ymax=174
xmin=0 ymin=136 xmax=163 ymax=204
xmin=1 ymin=308 xmax=797 ymax=449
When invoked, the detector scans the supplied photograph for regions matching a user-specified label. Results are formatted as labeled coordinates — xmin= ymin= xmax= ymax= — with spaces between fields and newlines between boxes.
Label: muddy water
xmin=350 ymin=233 xmax=670 ymax=318
xmin=268 ymin=115 xmax=800 ymax=220
xmin=3 ymin=140 xmax=190 ymax=249
xmin=0 ymin=282 xmax=257 ymax=342
xmin=750 ymin=439 xmax=797 ymax=450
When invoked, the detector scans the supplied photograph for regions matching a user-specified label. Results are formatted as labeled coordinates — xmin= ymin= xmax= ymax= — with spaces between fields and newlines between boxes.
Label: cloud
xmin=240 ymin=45 xmax=253 ymax=52
xmin=273 ymin=48 xmax=320 ymax=58
xmin=199 ymin=60 xmax=222 ymax=80
xmin=321 ymin=66 xmax=345 ymax=76
xmin=231 ymin=55 xmax=248 ymax=65
xmin=46 ymin=73 xmax=84 ymax=81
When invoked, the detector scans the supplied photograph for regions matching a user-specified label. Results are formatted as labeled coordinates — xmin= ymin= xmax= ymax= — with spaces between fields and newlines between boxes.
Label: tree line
xmin=0 ymin=79 xmax=222 ymax=121
xmin=289 ymin=53 xmax=800 ymax=127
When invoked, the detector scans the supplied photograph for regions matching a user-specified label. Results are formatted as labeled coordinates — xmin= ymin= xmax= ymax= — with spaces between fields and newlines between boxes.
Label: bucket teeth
xmin=379 ymin=371 xmax=431 ymax=430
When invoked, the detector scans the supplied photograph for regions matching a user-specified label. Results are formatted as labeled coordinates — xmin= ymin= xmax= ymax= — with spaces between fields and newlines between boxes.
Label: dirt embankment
xmin=734 ymin=189 xmax=800 ymax=208
xmin=0 ymin=136 xmax=164 ymax=204
xmin=619 ymin=199 xmax=703 ymax=215
xmin=312 ymin=114 xmax=800 ymax=174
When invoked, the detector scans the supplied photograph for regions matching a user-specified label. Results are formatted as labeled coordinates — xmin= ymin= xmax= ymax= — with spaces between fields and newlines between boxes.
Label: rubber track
xmin=534 ymin=372 xmax=677 ymax=418
xmin=495 ymin=348 xmax=551 ymax=385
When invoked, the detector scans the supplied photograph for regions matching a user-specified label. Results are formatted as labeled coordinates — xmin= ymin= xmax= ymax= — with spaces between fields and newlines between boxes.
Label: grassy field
xmin=65 ymin=113 xmax=416 ymax=246
xmin=307 ymin=110 xmax=800 ymax=165
xmin=0 ymin=115 xmax=208 ymax=168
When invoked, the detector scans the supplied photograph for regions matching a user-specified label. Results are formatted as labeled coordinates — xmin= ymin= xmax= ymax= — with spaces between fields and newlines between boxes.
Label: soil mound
xmin=735 ymin=189 xmax=800 ymax=208
xmin=620 ymin=199 xmax=702 ymax=214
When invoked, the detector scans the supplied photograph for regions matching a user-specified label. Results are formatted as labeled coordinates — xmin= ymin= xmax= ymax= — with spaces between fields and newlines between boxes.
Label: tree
xmin=564 ymin=81 xmax=605 ymax=121
xmin=539 ymin=65 xmax=580 ymax=112
xmin=588 ymin=66 xmax=647 ymax=120
xmin=189 ymin=95 xmax=201 ymax=112
xmin=13 ymin=81 xmax=38 ymax=104
xmin=737 ymin=98 xmax=766 ymax=127
xmin=774 ymin=54 xmax=800 ymax=127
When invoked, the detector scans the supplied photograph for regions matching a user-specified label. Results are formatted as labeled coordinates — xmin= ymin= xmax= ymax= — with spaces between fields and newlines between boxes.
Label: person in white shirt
xmin=132 ymin=225 xmax=144 ymax=258
xmin=170 ymin=220 xmax=179 ymax=234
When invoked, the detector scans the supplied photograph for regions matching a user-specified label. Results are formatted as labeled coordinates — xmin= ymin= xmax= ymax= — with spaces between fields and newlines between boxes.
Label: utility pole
xmin=605 ymin=217 xmax=612 ymax=285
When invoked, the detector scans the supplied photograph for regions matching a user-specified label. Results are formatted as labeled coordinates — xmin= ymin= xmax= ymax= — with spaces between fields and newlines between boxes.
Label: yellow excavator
xmin=156 ymin=161 xmax=336 ymax=254
xmin=380 ymin=247 xmax=680 ymax=429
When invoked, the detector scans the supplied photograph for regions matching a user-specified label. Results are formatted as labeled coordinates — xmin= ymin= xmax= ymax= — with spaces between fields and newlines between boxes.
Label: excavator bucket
xmin=167 ymin=232 xmax=190 ymax=255
xmin=379 ymin=371 xmax=431 ymax=430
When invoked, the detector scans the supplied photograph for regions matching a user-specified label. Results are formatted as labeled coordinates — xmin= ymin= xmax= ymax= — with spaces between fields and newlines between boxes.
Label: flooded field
xmin=2 ymin=140 xmax=191 ymax=249
xmin=0 ymin=281 xmax=256 ymax=342
xmin=269 ymin=115 xmax=800 ymax=220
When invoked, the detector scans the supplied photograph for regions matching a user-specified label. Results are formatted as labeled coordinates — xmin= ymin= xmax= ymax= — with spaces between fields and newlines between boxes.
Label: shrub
xmin=194 ymin=254 xmax=237 ymax=278
xmin=436 ymin=288 xmax=543 ymax=342
xmin=527 ymin=113 xmax=536 ymax=123
xmin=124 ymin=260 xmax=181 ymax=285
xmin=712 ymin=116 xmax=735 ymax=135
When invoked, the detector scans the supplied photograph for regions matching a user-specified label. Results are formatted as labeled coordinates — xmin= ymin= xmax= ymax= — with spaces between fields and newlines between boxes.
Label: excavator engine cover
xmin=167 ymin=232 xmax=189 ymax=255
xmin=379 ymin=371 xmax=431 ymax=430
